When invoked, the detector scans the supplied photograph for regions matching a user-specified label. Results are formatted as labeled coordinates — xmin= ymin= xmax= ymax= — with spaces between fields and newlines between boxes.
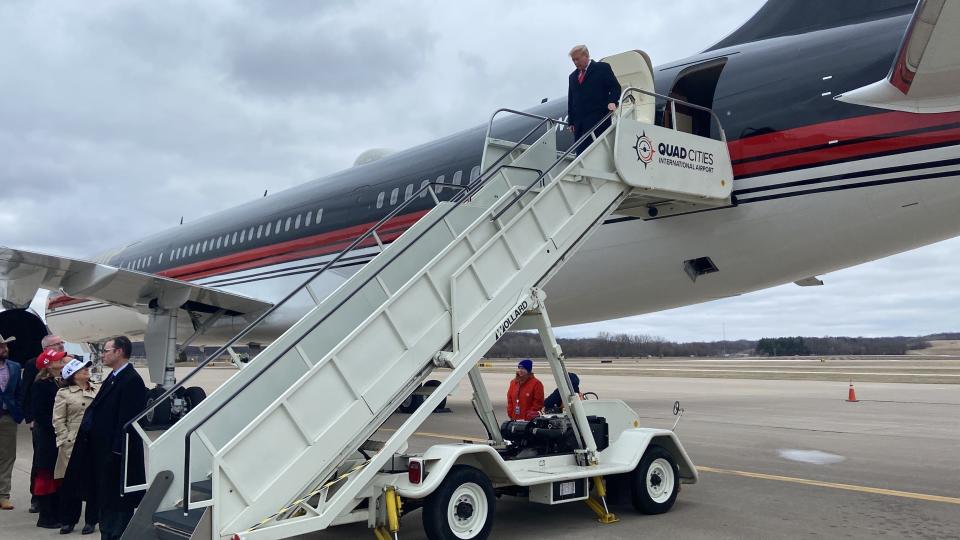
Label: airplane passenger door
xmin=602 ymin=50 xmax=656 ymax=124
xmin=666 ymin=58 xmax=728 ymax=137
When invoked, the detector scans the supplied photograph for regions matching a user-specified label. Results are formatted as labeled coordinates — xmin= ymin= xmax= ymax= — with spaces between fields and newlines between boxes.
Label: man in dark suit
xmin=72 ymin=336 xmax=146 ymax=539
xmin=567 ymin=44 xmax=621 ymax=153
xmin=0 ymin=334 xmax=24 ymax=510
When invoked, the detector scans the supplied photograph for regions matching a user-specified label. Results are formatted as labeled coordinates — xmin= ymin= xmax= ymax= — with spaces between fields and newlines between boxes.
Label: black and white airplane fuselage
xmin=40 ymin=4 xmax=960 ymax=347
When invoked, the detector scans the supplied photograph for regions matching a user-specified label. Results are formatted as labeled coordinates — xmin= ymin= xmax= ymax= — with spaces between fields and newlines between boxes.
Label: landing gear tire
xmin=631 ymin=445 xmax=679 ymax=514
xmin=399 ymin=393 xmax=425 ymax=414
xmin=423 ymin=465 xmax=495 ymax=540
xmin=144 ymin=387 xmax=172 ymax=428
xmin=423 ymin=379 xmax=447 ymax=410
xmin=184 ymin=386 xmax=206 ymax=410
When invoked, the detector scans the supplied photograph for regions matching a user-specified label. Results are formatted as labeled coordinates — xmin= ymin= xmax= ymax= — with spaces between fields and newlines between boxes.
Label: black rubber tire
xmin=184 ymin=386 xmax=207 ymax=411
xmin=631 ymin=445 xmax=680 ymax=514
xmin=399 ymin=390 xmax=425 ymax=414
xmin=423 ymin=465 xmax=495 ymax=540
xmin=144 ymin=387 xmax=172 ymax=427
xmin=423 ymin=379 xmax=447 ymax=410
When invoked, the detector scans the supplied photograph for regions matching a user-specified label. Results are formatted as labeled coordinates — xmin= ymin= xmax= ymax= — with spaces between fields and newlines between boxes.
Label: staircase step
xmin=154 ymin=508 xmax=206 ymax=539
xmin=191 ymin=479 xmax=212 ymax=500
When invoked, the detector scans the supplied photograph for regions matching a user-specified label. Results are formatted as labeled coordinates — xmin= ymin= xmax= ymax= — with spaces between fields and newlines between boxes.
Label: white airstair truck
xmin=121 ymin=50 xmax=733 ymax=540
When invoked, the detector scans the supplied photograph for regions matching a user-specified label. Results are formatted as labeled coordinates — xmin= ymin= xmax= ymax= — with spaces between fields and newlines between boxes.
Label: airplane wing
xmin=835 ymin=0 xmax=960 ymax=113
xmin=0 ymin=246 xmax=272 ymax=315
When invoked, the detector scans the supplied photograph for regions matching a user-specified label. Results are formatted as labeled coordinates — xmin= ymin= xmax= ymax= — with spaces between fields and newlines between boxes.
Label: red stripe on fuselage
xmin=729 ymin=111 xmax=960 ymax=177
xmin=157 ymin=210 xmax=429 ymax=282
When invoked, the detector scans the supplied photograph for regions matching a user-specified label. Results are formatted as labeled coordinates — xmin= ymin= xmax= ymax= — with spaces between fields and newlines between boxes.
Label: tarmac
xmin=2 ymin=359 xmax=959 ymax=539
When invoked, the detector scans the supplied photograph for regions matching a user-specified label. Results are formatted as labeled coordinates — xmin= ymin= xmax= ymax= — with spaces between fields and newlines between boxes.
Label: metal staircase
xmin=123 ymin=86 xmax=733 ymax=540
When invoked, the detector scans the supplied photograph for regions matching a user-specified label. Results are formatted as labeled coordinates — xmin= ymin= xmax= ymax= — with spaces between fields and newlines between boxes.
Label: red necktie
xmin=578 ymin=70 xmax=585 ymax=84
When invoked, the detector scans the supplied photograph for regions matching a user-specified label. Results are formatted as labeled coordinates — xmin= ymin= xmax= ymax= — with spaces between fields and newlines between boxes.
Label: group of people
xmin=0 ymin=334 xmax=147 ymax=539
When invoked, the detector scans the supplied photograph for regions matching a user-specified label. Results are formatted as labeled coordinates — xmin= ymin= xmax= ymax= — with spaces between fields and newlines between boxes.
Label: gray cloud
xmin=223 ymin=14 xmax=437 ymax=97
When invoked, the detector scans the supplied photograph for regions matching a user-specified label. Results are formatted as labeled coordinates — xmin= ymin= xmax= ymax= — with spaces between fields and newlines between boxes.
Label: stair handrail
xmin=491 ymin=87 xmax=728 ymax=222
xmin=617 ymin=86 xmax=728 ymax=142
xmin=148 ymin=112 xmax=568 ymax=511
xmin=490 ymin=108 xmax=618 ymax=221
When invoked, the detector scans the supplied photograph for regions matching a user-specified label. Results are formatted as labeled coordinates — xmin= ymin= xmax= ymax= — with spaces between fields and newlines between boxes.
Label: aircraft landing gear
xmin=143 ymin=385 xmax=207 ymax=430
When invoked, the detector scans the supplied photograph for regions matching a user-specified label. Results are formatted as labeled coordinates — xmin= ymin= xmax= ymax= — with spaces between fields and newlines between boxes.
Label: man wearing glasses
xmin=71 ymin=336 xmax=146 ymax=540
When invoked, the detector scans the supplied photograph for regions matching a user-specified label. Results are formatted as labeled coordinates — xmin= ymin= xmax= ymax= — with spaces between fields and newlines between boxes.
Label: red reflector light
xmin=408 ymin=460 xmax=422 ymax=484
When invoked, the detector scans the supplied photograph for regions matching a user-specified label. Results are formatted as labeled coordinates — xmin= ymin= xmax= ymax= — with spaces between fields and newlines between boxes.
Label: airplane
xmin=1 ymin=0 xmax=958 ymax=416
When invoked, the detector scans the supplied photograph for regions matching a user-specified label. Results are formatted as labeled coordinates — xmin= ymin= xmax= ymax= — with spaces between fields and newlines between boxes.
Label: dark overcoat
xmin=30 ymin=377 xmax=61 ymax=470
xmin=69 ymin=365 xmax=147 ymax=512
xmin=567 ymin=59 xmax=622 ymax=143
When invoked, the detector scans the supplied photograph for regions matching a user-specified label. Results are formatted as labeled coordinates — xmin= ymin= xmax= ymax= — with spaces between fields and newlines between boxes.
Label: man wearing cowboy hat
xmin=0 ymin=333 xmax=24 ymax=510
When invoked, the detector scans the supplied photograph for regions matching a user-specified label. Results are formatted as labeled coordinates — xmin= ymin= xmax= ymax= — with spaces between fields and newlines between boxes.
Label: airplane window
xmin=257 ymin=225 xmax=263 ymax=239
xmin=285 ymin=217 xmax=291 ymax=232
xmin=453 ymin=170 xmax=463 ymax=185
xmin=404 ymin=184 xmax=413 ymax=201
xmin=420 ymin=179 xmax=429 ymax=198
xmin=376 ymin=192 xmax=384 ymax=209
xmin=305 ymin=211 xmax=313 ymax=226
xmin=202 ymin=241 xmax=208 ymax=253
xmin=294 ymin=215 xmax=301 ymax=229
xmin=159 ymin=253 xmax=163 ymax=264
xmin=188 ymin=245 xmax=193 ymax=256
xmin=471 ymin=165 xmax=480 ymax=180
xmin=248 ymin=227 xmax=255 ymax=239
xmin=390 ymin=188 xmax=399 ymax=205
xmin=195 ymin=242 xmax=201 ymax=254
xmin=148 ymin=256 xmax=153 ymax=266
xmin=275 ymin=219 xmax=282 ymax=233
xmin=215 ymin=237 xmax=221 ymax=249
xmin=316 ymin=208 xmax=323 ymax=223
xmin=240 ymin=230 xmax=246 ymax=243
xmin=232 ymin=232 xmax=238 ymax=244
xmin=265 ymin=222 xmax=272 ymax=237
xmin=436 ymin=174 xmax=445 ymax=193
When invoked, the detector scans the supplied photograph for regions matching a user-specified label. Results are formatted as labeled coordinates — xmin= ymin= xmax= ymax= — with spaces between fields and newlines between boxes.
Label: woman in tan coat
xmin=53 ymin=358 xmax=99 ymax=535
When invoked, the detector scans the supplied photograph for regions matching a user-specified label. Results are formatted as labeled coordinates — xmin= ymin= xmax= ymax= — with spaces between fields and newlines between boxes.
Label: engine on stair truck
xmin=499 ymin=415 xmax=609 ymax=460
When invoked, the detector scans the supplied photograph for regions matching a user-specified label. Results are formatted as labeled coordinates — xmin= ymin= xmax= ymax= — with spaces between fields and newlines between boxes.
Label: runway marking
xmin=697 ymin=466 xmax=960 ymax=505
xmin=381 ymin=427 xmax=484 ymax=443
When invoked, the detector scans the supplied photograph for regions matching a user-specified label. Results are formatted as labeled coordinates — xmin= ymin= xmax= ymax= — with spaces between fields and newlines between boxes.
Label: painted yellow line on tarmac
xmin=381 ymin=428 xmax=484 ymax=443
xmin=698 ymin=466 xmax=960 ymax=505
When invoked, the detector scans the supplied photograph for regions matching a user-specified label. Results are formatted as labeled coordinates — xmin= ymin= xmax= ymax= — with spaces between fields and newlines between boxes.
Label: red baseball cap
xmin=36 ymin=349 xmax=68 ymax=370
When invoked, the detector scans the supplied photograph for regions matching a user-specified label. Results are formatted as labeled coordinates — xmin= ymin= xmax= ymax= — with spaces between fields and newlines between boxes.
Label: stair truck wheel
xmin=184 ymin=386 xmax=206 ymax=411
xmin=631 ymin=445 xmax=679 ymax=514
xmin=423 ymin=379 xmax=447 ymax=410
xmin=423 ymin=465 xmax=495 ymax=540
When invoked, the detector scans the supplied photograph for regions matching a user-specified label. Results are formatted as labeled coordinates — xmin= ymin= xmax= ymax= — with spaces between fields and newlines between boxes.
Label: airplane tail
xmin=706 ymin=0 xmax=918 ymax=52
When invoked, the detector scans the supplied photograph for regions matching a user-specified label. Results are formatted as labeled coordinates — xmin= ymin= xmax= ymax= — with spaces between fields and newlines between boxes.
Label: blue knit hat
xmin=517 ymin=359 xmax=533 ymax=373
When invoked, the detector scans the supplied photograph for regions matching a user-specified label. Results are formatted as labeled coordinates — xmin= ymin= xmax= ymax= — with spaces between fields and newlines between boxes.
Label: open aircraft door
xmin=603 ymin=50 xmax=656 ymax=124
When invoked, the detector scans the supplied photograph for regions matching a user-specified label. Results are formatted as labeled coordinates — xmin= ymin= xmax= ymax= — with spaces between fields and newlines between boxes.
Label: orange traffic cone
xmin=846 ymin=381 xmax=858 ymax=402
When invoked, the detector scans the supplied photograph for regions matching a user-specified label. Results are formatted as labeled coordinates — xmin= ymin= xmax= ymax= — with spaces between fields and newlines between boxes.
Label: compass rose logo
xmin=633 ymin=131 xmax=654 ymax=168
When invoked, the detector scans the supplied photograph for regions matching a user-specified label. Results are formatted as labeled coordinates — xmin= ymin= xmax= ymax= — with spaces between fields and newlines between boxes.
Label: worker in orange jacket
xmin=506 ymin=359 xmax=544 ymax=421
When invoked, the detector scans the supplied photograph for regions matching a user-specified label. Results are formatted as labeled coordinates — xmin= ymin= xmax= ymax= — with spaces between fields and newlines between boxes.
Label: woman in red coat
xmin=506 ymin=359 xmax=544 ymax=421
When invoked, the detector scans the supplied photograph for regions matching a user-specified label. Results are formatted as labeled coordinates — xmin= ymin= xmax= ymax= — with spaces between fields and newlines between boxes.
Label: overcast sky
xmin=3 ymin=1 xmax=957 ymax=342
